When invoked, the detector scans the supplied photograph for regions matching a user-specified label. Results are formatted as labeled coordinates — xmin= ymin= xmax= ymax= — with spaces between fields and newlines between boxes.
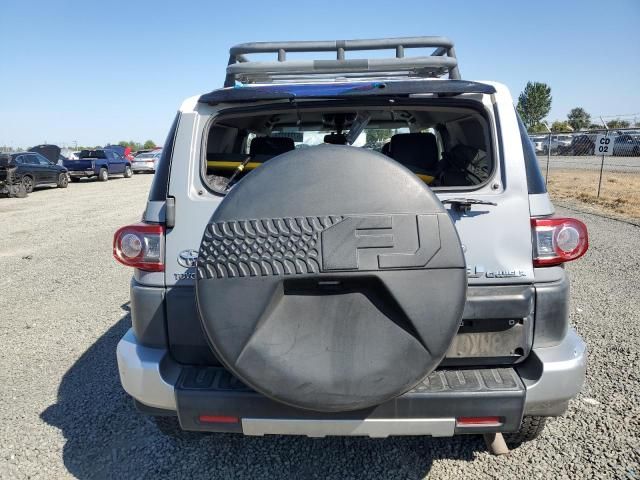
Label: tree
xmin=143 ymin=140 xmax=157 ymax=149
xmin=566 ymin=107 xmax=591 ymax=131
xmin=517 ymin=82 xmax=552 ymax=130
xmin=528 ymin=123 xmax=548 ymax=133
xmin=606 ymin=119 xmax=630 ymax=129
xmin=551 ymin=121 xmax=572 ymax=132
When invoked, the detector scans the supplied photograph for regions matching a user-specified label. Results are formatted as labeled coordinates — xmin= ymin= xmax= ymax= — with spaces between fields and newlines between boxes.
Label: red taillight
xmin=113 ymin=223 xmax=164 ymax=271
xmin=531 ymin=217 xmax=588 ymax=267
xmin=198 ymin=415 xmax=238 ymax=424
xmin=456 ymin=416 xmax=502 ymax=427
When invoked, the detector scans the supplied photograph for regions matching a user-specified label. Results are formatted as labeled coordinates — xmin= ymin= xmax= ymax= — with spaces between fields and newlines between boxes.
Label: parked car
xmin=113 ymin=36 xmax=588 ymax=447
xmin=533 ymin=135 xmax=573 ymax=154
xmin=529 ymin=135 xmax=546 ymax=153
xmin=0 ymin=153 xmax=27 ymax=197
xmin=0 ymin=151 xmax=68 ymax=193
xmin=63 ymin=149 xmax=132 ymax=182
xmin=612 ymin=134 xmax=640 ymax=156
xmin=133 ymin=148 xmax=159 ymax=157
xmin=131 ymin=149 xmax=162 ymax=173
xmin=558 ymin=134 xmax=596 ymax=156
xmin=104 ymin=144 xmax=135 ymax=162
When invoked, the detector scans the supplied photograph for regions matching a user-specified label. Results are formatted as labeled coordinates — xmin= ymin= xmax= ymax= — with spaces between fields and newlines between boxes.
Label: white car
xmin=534 ymin=135 xmax=573 ymax=154
xmin=131 ymin=150 xmax=162 ymax=173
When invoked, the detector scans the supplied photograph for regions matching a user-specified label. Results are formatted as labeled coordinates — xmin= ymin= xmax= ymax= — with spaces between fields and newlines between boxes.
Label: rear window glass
xmin=516 ymin=113 xmax=546 ymax=194
xmin=79 ymin=150 xmax=106 ymax=159
xmin=203 ymin=103 xmax=493 ymax=194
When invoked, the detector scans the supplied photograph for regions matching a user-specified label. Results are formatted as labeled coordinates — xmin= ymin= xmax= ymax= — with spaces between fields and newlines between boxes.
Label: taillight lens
xmin=531 ymin=217 xmax=588 ymax=266
xmin=113 ymin=223 xmax=164 ymax=271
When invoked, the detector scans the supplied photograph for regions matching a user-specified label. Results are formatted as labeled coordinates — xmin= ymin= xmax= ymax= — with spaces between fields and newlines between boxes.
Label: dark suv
xmin=1 ymin=152 xmax=69 ymax=193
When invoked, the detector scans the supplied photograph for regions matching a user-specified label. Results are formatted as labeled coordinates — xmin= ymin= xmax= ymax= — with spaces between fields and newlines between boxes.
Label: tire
xmin=504 ymin=416 xmax=548 ymax=447
xmin=70 ymin=177 xmax=81 ymax=183
xmin=57 ymin=173 xmax=69 ymax=188
xmin=123 ymin=165 xmax=132 ymax=178
xmin=196 ymin=145 xmax=466 ymax=412
xmin=98 ymin=168 xmax=108 ymax=182
xmin=151 ymin=416 xmax=203 ymax=440
xmin=22 ymin=175 xmax=34 ymax=193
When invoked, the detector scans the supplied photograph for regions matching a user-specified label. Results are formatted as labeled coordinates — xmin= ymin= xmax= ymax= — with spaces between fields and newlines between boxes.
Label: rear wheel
xmin=57 ymin=173 xmax=69 ymax=188
xmin=22 ymin=175 xmax=34 ymax=193
xmin=504 ymin=416 xmax=548 ymax=447
xmin=123 ymin=165 xmax=132 ymax=178
xmin=98 ymin=168 xmax=108 ymax=182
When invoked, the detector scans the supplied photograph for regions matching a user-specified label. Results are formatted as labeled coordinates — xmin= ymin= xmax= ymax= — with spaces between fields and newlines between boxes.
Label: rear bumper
xmin=517 ymin=328 xmax=587 ymax=416
xmin=116 ymin=327 xmax=586 ymax=436
xmin=131 ymin=164 xmax=155 ymax=172
xmin=68 ymin=170 xmax=95 ymax=177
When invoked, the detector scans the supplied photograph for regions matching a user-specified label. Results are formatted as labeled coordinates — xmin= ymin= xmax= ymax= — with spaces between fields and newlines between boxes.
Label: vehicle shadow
xmin=41 ymin=305 xmax=483 ymax=479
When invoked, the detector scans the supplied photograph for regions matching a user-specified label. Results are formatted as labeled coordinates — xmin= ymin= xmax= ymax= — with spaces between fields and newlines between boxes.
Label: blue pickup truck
xmin=63 ymin=149 xmax=132 ymax=182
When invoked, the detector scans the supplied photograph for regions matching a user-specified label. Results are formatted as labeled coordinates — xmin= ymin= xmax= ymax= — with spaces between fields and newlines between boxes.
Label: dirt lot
xmin=1 ymin=174 xmax=639 ymax=479
xmin=545 ymin=168 xmax=640 ymax=222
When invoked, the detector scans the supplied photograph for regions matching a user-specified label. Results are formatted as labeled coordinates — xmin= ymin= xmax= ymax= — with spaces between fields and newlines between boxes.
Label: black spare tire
xmin=196 ymin=145 xmax=466 ymax=412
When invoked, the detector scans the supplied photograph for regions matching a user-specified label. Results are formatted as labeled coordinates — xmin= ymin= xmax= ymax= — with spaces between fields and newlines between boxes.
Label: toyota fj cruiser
xmin=114 ymin=37 xmax=588 ymax=446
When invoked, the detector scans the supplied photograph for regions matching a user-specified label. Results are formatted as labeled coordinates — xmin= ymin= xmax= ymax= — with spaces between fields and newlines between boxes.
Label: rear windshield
xmin=203 ymin=102 xmax=493 ymax=194
xmin=79 ymin=150 xmax=106 ymax=159
xmin=135 ymin=153 xmax=156 ymax=159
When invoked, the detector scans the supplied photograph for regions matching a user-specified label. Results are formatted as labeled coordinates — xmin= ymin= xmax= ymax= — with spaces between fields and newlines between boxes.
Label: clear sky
xmin=1 ymin=0 xmax=639 ymax=148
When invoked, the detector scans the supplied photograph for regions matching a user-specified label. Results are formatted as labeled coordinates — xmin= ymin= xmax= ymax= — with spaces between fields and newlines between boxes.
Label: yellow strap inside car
xmin=207 ymin=160 xmax=435 ymax=185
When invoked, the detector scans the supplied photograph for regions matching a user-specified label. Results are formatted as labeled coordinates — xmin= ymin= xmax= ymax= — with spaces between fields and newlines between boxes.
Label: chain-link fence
xmin=529 ymin=128 xmax=640 ymax=220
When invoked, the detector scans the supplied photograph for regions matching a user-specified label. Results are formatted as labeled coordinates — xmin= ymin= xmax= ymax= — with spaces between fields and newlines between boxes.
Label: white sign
xmin=595 ymin=134 xmax=614 ymax=156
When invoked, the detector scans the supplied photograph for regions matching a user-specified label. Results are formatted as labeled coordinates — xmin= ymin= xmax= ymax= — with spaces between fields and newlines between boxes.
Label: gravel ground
xmin=1 ymin=174 xmax=639 ymax=479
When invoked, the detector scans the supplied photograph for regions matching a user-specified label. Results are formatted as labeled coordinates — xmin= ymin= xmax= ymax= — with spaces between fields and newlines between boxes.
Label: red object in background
xmin=124 ymin=146 xmax=134 ymax=161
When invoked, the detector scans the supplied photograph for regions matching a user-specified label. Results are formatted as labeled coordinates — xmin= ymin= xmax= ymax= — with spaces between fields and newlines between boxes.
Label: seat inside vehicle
xmin=203 ymin=103 xmax=492 ymax=192
xmin=388 ymin=132 xmax=439 ymax=175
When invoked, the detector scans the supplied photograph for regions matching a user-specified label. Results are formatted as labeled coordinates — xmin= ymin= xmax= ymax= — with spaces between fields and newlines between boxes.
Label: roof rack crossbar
xmin=224 ymin=36 xmax=460 ymax=87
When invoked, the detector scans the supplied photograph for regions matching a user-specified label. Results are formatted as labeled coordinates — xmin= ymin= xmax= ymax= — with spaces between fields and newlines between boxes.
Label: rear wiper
xmin=442 ymin=198 xmax=497 ymax=213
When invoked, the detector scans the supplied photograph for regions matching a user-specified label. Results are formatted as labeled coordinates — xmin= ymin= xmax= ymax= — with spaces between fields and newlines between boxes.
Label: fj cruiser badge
xmin=467 ymin=265 xmax=526 ymax=278
xmin=198 ymin=213 xmax=452 ymax=279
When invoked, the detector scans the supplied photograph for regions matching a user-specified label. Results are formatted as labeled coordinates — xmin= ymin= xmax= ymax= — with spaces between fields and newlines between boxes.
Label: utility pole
xmin=596 ymin=121 xmax=609 ymax=198
xmin=542 ymin=121 xmax=552 ymax=185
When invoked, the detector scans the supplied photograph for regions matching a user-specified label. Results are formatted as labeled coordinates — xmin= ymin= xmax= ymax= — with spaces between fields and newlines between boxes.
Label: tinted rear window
xmin=148 ymin=113 xmax=180 ymax=201
xmin=516 ymin=114 xmax=547 ymax=194
xmin=79 ymin=150 xmax=106 ymax=159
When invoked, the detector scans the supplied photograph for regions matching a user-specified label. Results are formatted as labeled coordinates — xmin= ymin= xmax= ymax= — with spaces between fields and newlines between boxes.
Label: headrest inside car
xmin=249 ymin=137 xmax=295 ymax=156
xmin=389 ymin=133 xmax=439 ymax=172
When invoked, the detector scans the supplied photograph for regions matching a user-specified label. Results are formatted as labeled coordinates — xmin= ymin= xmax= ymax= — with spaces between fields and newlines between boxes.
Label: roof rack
xmin=224 ymin=36 xmax=460 ymax=87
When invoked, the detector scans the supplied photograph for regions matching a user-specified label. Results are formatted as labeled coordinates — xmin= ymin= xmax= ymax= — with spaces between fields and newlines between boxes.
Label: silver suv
xmin=113 ymin=37 xmax=588 ymax=446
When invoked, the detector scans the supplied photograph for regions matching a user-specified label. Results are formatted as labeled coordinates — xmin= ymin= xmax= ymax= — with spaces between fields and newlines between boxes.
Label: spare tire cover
xmin=196 ymin=145 xmax=466 ymax=412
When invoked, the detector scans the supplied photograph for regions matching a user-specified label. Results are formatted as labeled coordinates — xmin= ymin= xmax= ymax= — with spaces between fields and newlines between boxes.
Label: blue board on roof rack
xmin=198 ymin=80 xmax=496 ymax=105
